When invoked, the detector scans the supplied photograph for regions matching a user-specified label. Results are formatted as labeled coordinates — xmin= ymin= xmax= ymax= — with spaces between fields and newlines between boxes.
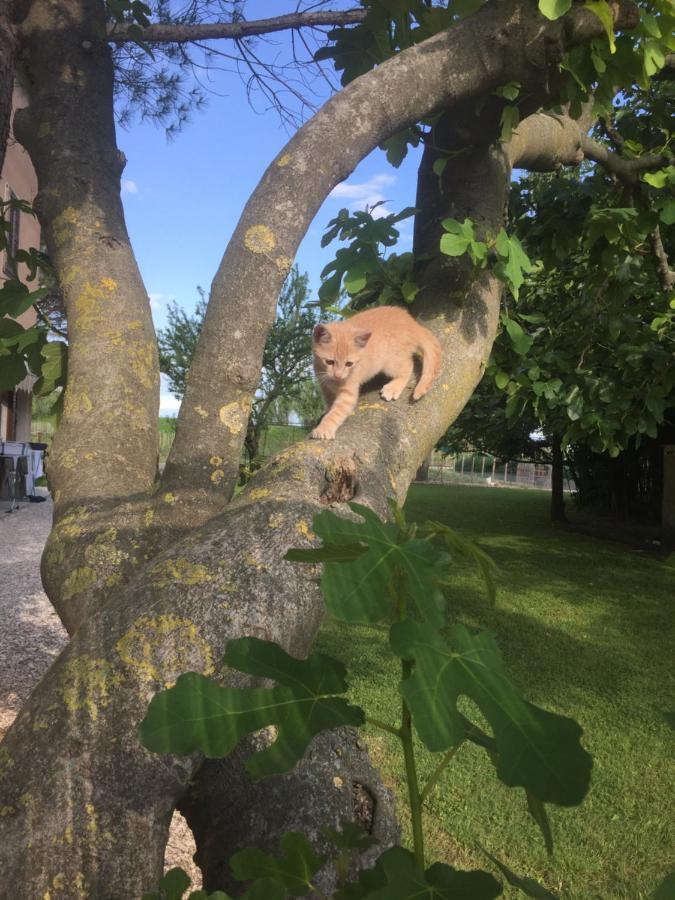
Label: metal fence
xmin=418 ymin=451 xmax=575 ymax=492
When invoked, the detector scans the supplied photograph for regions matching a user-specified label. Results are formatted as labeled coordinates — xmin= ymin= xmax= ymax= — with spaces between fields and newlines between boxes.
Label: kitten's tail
xmin=413 ymin=326 xmax=442 ymax=400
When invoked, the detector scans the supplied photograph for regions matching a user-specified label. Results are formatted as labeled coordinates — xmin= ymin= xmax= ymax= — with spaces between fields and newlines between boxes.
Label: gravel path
xmin=0 ymin=493 xmax=67 ymax=738
xmin=0 ymin=492 xmax=201 ymax=887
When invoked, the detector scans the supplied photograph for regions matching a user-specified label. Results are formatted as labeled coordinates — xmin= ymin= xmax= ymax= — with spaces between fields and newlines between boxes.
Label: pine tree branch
xmin=107 ymin=9 xmax=366 ymax=45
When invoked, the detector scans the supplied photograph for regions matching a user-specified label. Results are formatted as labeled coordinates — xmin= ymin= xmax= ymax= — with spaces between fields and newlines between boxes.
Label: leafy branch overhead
xmin=319 ymin=206 xmax=418 ymax=311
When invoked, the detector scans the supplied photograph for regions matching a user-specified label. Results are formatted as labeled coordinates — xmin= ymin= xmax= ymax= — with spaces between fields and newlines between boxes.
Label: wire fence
xmin=418 ymin=450 xmax=576 ymax=492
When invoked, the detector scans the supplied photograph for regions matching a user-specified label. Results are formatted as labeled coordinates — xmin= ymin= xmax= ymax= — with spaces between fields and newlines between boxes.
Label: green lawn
xmin=316 ymin=484 xmax=674 ymax=898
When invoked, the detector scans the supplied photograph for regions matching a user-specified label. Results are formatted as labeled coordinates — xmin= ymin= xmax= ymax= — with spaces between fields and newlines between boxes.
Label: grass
xmin=258 ymin=424 xmax=309 ymax=458
xmin=315 ymin=484 xmax=674 ymax=898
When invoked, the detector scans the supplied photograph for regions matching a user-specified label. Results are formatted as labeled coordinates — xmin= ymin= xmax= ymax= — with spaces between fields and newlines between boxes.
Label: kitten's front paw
xmin=311 ymin=424 xmax=336 ymax=440
xmin=381 ymin=384 xmax=402 ymax=401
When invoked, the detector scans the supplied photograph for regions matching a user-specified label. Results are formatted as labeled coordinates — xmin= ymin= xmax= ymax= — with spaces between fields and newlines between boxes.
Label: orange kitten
xmin=311 ymin=305 xmax=442 ymax=440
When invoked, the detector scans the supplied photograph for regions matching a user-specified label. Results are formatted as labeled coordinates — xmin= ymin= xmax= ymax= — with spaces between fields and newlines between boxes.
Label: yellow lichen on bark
xmin=150 ymin=557 xmax=214 ymax=588
xmin=248 ymin=487 xmax=271 ymax=500
xmin=116 ymin=615 xmax=214 ymax=686
xmin=295 ymin=519 xmax=314 ymax=539
xmin=244 ymin=225 xmax=276 ymax=254
xmin=218 ymin=396 xmax=251 ymax=434
xmin=59 ymin=656 xmax=121 ymax=722
xmin=51 ymin=207 xmax=79 ymax=248
xmin=61 ymin=566 xmax=97 ymax=601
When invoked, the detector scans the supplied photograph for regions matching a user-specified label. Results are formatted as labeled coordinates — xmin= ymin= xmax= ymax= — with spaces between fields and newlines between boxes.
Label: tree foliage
xmin=157 ymin=266 xmax=321 ymax=461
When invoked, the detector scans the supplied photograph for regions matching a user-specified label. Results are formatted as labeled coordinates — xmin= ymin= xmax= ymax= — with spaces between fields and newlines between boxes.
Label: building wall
xmin=0 ymin=84 xmax=40 ymax=443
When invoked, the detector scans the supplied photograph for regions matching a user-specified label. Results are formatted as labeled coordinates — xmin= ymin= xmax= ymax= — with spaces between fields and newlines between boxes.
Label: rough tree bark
xmin=0 ymin=1 xmax=638 ymax=896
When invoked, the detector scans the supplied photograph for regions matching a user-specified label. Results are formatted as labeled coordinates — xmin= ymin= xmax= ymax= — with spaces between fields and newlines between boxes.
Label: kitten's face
xmin=313 ymin=324 xmax=371 ymax=382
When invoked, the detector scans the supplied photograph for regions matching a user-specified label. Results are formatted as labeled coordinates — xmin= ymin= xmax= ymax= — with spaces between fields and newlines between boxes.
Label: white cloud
xmin=159 ymin=373 xmax=181 ymax=417
xmin=329 ymin=173 xmax=396 ymax=217
xmin=121 ymin=179 xmax=139 ymax=195
xmin=148 ymin=292 xmax=163 ymax=310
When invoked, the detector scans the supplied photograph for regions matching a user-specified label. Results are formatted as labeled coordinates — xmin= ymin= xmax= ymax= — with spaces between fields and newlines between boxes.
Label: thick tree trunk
xmin=550 ymin=433 xmax=567 ymax=523
xmin=14 ymin=0 xmax=159 ymax=513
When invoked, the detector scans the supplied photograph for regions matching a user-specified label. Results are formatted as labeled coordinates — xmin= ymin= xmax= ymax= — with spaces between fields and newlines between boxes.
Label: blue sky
xmin=117 ymin=1 xmax=422 ymax=413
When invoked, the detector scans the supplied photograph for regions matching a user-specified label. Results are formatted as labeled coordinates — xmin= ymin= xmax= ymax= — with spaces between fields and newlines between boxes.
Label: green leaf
xmin=423 ymin=520 xmax=498 ymax=606
xmin=231 ymin=832 xmax=322 ymax=897
xmin=504 ymin=318 xmax=534 ymax=356
xmin=389 ymin=621 xmax=593 ymax=805
xmin=0 ymin=281 xmax=47 ymax=318
xmin=322 ymin=820 xmax=378 ymax=855
xmin=538 ymin=0 xmax=572 ymax=20
xmin=401 ymin=280 xmax=420 ymax=302
xmin=433 ymin=158 xmax=448 ymax=177
xmin=40 ymin=341 xmax=67 ymax=385
xmin=141 ymin=868 xmax=192 ymax=900
xmin=469 ymin=241 xmax=489 ymax=266
xmin=288 ymin=503 xmax=450 ymax=626
xmin=495 ymin=371 xmax=510 ymax=390
xmin=642 ymin=166 xmax=674 ymax=189
xmin=583 ymin=1 xmax=616 ymax=53
xmin=440 ymin=232 xmax=473 ymax=256
xmin=139 ymin=638 xmax=365 ymax=779
xmin=643 ymin=40 xmax=665 ymax=78
xmin=658 ymin=199 xmax=675 ymax=225
xmin=500 ymin=106 xmax=520 ymax=144
xmin=344 ymin=259 xmax=375 ymax=296
xmin=493 ymin=82 xmax=520 ymax=101
xmin=336 ymin=847 xmax=502 ymax=899
xmin=479 ymin=847 xmax=559 ymax=898
xmin=188 ymin=892 xmax=231 ymax=900
xmin=440 ymin=217 xmax=479 ymax=258
xmin=285 ymin=543 xmax=368 ymax=563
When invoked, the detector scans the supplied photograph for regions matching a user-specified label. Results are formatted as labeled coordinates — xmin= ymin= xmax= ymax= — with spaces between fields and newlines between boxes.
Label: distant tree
xmin=157 ymin=288 xmax=208 ymax=398
xmin=157 ymin=267 xmax=320 ymax=466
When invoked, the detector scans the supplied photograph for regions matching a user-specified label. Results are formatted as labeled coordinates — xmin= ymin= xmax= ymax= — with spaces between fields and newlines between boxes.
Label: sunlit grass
xmin=316 ymin=484 xmax=675 ymax=898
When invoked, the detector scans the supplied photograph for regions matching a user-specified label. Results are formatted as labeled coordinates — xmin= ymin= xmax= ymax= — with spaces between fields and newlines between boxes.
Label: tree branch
xmin=649 ymin=225 xmax=675 ymax=293
xmin=107 ymin=9 xmax=367 ymax=45
xmin=580 ymin=135 xmax=669 ymax=184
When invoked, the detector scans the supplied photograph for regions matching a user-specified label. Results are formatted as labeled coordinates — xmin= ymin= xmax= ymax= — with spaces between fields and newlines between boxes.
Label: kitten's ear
xmin=313 ymin=324 xmax=331 ymax=344
xmin=353 ymin=330 xmax=372 ymax=348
